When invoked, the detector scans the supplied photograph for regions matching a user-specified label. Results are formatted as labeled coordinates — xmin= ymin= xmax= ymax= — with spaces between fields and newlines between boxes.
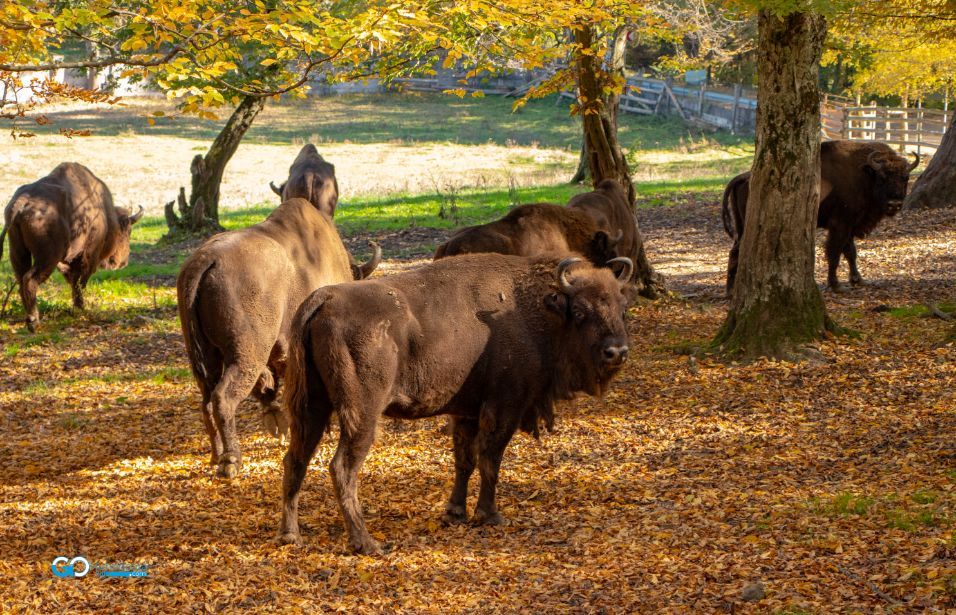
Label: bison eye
xmin=572 ymin=308 xmax=587 ymax=323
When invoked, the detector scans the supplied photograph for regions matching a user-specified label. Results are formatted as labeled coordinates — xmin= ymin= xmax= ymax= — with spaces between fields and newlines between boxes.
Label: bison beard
xmin=722 ymin=140 xmax=918 ymax=292
xmin=1 ymin=162 xmax=143 ymax=331
xmin=276 ymin=254 xmax=633 ymax=554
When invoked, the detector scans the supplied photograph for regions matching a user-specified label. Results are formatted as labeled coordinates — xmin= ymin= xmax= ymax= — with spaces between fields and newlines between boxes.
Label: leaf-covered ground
xmin=0 ymin=197 xmax=953 ymax=613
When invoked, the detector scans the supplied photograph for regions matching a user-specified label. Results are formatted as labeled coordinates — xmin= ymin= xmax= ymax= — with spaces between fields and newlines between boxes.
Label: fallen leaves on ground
xmin=0 ymin=198 xmax=953 ymax=613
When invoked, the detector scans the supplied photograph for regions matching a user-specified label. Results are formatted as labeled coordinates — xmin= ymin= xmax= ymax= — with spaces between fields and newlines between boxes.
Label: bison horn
xmin=606 ymin=257 xmax=633 ymax=287
xmin=867 ymin=150 xmax=884 ymax=171
xmin=129 ymin=205 xmax=145 ymax=223
xmin=555 ymin=257 xmax=581 ymax=294
xmin=359 ymin=242 xmax=382 ymax=279
xmin=908 ymin=152 xmax=920 ymax=171
xmin=269 ymin=181 xmax=283 ymax=196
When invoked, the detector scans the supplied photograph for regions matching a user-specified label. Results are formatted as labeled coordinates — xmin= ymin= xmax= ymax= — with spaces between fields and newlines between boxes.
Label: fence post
xmin=697 ymin=83 xmax=705 ymax=118
xmin=841 ymin=107 xmax=849 ymax=139
xmin=916 ymin=99 xmax=922 ymax=158
xmin=731 ymin=84 xmax=741 ymax=135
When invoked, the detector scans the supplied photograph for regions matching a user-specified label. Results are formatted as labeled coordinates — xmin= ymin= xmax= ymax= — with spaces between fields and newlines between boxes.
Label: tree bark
xmin=165 ymin=94 xmax=266 ymax=234
xmin=713 ymin=9 xmax=830 ymax=360
xmin=573 ymin=24 xmax=663 ymax=298
xmin=904 ymin=112 xmax=956 ymax=209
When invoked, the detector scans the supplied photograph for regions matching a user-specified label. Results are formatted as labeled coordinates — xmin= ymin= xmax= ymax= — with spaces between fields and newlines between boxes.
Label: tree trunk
xmin=165 ymin=95 xmax=266 ymax=234
xmin=713 ymin=9 xmax=831 ymax=360
xmin=573 ymin=24 xmax=663 ymax=298
xmin=904 ymin=112 xmax=956 ymax=209
xmin=570 ymin=139 xmax=589 ymax=184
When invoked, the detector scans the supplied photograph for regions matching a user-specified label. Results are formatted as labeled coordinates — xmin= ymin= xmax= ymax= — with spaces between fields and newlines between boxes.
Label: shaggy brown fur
xmin=567 ymin=179 xmax=642 ymax=295
xmin=433 ymin=203 xmax=621 ymax=267
xmin=276 ymin=253 xmax=633 ymax=554
xmin=1 ymin=163 xmax=143 ymax=331
xmin=721 ymin=140 xmax=918 ymax=293
xmin=177 ymin=198 xmax=380 ymax=479
xmin=269 ymin=144 xmax=339 ymax=218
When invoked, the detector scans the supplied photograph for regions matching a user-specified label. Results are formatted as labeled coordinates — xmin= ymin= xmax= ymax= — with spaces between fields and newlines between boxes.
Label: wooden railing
xmin=821 ymin=101 xmax=949 ymax=158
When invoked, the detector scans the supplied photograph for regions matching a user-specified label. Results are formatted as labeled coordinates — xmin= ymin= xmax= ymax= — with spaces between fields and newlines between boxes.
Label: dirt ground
xmin=0 ymin=197 xmax=954 ymax=613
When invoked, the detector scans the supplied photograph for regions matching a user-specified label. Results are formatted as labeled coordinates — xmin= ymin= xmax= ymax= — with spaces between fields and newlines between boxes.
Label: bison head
xmin=544 ymin=256 xmax=632 ymax=396
xmin=866 ymin=150 xmax=919 ymax=216
xmin=585 ymin=228 xmax=623 ymax=267
xmin=101 ymin=206 xmax=144 ymax=270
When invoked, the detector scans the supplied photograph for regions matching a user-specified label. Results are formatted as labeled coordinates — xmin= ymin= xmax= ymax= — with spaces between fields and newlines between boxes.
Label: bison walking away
xmin=433 ymin=202 xmax=623 ymax=266
xmin=270 ymin=144 xmax=339 ymax=218
xmin=722 ymin=140 xmax=919 ymax=292
xmin=276 ymin=253 xmax=633 ymax=554
xmin=0 ymin=162 xmax=143 ymax=331
xmin=177 ymin=197 xmax=380 ymax=479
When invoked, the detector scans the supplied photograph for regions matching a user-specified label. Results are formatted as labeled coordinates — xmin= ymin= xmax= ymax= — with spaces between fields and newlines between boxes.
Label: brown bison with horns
xmin=276 ymin=253 xmax=633 ymax=554
xmin=1 ymin=162 xmax=143 ymax=331
xmin=177 ymin=197 xmax=380 ymax=479
xmin=722 ymin=140 xmax=919 ymax=292
xmin=433 ymin=202 xmax=623 ymax=267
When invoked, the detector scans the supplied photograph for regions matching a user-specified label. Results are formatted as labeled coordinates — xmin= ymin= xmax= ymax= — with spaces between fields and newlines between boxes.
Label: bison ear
xmin=270 ymin=181 xmax=285 ymax=196
xmin=129 ymin=205 xmax=144 ymax=224
xmin=544 ymin=292 xmax=569 ymax=320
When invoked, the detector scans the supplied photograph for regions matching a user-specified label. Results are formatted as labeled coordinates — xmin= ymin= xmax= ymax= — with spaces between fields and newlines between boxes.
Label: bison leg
xmin=253 ymin=367 xmax=288 ymax=440
xmin=200 ymin=398 xmax=223 ymax=466
xmin=443 ymin=417 xmax=478 ymax=525
xmin=472 ymin=412 xmax=520 ymax=526
xmin=276 ymin=412 xmax=326 ymax=547
xmin=726 ymin=238 xmax=740 ymax=295
xmin=330 ymin=411 xmax=381 ymax=555
xmin=18 ymin=260 xmax=58 ymax=332
xmin=61 ymin=266 xmax=86 ymax=311
xmin=843 ymin=238 xmax=864 ymax=286
xmin=824 ymin=224 xmax=850 ymax=291
xmin=210 ymin=363 xmax=260 ymax=478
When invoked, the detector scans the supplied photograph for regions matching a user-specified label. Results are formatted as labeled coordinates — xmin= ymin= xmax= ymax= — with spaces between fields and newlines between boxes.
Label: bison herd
xmin=1 ymin=138 xmax=918 ymax=553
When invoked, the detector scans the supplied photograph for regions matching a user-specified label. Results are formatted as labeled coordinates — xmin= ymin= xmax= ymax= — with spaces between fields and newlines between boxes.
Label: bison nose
xmin=602 ymin=345 xmax=629 ymax=365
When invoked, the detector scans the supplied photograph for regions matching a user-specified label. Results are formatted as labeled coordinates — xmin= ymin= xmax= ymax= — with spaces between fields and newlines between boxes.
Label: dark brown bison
xmin=722 ymin=140 xmax=919 ymax=292
xmin=433 ymin=202 xmax=623 ymax=266
xmin=270 ymin=144 xmax=339 ymax=218
xmin=177 ymin=197 xmax=380 ymax=479
xmin=276 ymin=253 xmax=633 ymax=554
xmin=0 ymin=162 xmax=143 ymax=331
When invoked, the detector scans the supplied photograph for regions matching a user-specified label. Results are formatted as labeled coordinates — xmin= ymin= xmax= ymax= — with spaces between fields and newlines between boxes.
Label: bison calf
xmin=277 ymin=253 xmax=633 ymax=554
xmin=1 ymin=162 xmax=143 ymax=331
xmin=177 ymin=197 xmax=379 ymax=479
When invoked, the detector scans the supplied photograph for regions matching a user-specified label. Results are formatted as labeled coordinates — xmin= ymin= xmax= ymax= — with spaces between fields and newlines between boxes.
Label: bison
xmin=722 ymin=140 xmax=919 ymax=292
xmin=270 ymin=144 xmax=339 ymax=218
xmin=276 ymin=253 xmax=633 ymax=554
xmin=568 ymin=179 xmax=644 ymax=296
xmin=177 ymin=197 xmax=380 ymax=479
xmin=0 ymin=162 xmax=143 ymax=331
xmin=433 ymin=202 xmax=623 ymax=267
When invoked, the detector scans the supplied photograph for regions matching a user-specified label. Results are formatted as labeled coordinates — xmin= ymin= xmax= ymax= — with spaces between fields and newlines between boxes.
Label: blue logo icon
xmin=51 ymin=556 xmax=90 ymax=578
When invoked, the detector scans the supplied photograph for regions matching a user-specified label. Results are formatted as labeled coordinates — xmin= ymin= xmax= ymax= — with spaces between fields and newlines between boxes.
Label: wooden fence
xmin=821 ymin=96 xmax=948 ymax=158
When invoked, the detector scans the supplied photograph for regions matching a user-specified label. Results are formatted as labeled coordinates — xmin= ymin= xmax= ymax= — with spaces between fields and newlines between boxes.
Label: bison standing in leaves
xmin=177 ymin=197 xmax=380 ymax=479
xmin=276 ymin=253 xmax=633 ymax=554
xmin=722 ymin=140 xmax=919 ymax=292
xmin=0 ymin=162 xmax=143 ymax=331
xmin=433 ymin=202 xmax=623 ymax=267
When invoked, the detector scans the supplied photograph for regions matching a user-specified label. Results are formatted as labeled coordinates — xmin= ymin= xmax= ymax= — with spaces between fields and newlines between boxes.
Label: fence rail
xmin=821 ymin=103 xmax=949 ymax=158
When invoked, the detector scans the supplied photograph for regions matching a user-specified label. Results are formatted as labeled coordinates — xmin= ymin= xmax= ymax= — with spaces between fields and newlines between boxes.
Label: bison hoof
xmin=827 ymin=283 xmax=843 ymax=293
xmin=850 ymin=276 xmax=865 ymax=286
xmin=275 ymin=531 xmax=303 ymax=547
xmin=442 ymin=505 xmax=468 ymax=525
xmin=471 ymin=510 xmax=506 ymax=526
xmin=350 ymin=537 xmax=383 ymax=556
xmin=216 ymin=455 xmax=241 ymax=479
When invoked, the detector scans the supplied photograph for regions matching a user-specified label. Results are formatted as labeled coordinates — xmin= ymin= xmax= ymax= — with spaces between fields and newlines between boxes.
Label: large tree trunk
xmin=713 ymin=9 xmax=830 ymax=360
xmin=573 ymin=24 xmax=663 ymax=298
xmin=165 ymin=95 xmax=266 ymax=234
xmin=904 ymin=113 xmax=956 ymax=209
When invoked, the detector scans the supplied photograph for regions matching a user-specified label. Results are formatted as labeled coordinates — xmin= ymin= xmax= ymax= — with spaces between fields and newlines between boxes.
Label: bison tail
xmin=177 ymin=255 xmax=218 ymax=398
xmin=0 ymin=195 xmax=28 ymax=264
xmin=284 ymin=290 xmax=334 ymax=458
xmin=720 ymin=180 xmax=736 ymax=239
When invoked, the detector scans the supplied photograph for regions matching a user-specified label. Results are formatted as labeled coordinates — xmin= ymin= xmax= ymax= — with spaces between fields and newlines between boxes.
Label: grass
xmin=810 ymin=490 xmax=953 ymax=534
